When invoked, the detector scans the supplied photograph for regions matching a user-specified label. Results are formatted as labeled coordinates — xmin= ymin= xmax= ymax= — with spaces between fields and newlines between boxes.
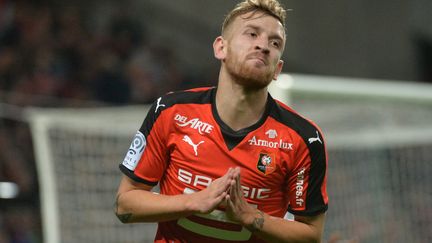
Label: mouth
xmin=248 ymin=58 xmax=268 ymax=68
xmin=247 ymin=54 xmax=268 ymax=65
xmin=252 ymin=58 xmax=267 ymax=65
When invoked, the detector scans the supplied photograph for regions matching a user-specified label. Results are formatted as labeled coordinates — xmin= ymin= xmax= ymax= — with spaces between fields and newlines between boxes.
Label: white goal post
xmin=27 ymin=74 xmax=432 ymax=243
xmin=269 ymin=74 xmax=432 ymax=148
xmin=26 ymin=106 xmax=155 ymax=243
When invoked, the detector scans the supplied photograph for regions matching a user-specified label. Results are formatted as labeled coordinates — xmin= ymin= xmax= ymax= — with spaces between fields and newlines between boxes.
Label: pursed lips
xmin=247 ymin=53 xmax=268 ymax=65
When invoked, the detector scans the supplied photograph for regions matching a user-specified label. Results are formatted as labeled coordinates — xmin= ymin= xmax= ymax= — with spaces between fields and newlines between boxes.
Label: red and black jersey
xmin=120 ymin=87 xmax=328 ymax=243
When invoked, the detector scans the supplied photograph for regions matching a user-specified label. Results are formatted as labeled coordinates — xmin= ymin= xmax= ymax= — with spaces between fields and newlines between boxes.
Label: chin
xmin=243 ymin=68 xmax=274 ymax=88
xmin=235 ymin=73 xmax=273 ymax=90
xmin=225 ymin=59 xmax=274 ymax=89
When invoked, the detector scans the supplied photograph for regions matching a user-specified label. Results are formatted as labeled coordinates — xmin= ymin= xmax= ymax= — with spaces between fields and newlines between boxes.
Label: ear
xmin=213 ymin=36 xmax=226 ymax=60
xmin=272 ymin=60 xmax=284 ymax=80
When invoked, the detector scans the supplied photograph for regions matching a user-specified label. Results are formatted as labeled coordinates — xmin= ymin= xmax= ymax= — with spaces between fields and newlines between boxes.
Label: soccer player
xmin=115 ymin=0 xmax=328 ymax=242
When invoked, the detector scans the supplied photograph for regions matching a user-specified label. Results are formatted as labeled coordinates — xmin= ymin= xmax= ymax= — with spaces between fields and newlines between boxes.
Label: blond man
xmin=116 ymin=0 xmax=328 ymax=242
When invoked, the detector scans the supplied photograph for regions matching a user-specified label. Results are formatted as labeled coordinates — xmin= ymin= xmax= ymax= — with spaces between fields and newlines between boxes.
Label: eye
xmin=246 ymin=31 xmax=257 ymax=38
xmin=271 ymin=40 xmax=281 ymax=48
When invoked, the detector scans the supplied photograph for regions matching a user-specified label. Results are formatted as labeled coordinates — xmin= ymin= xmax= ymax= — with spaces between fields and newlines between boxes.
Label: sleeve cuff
xmin=288 ymin=204 xmax=328 ymax=217
xmin=119 ymin=164 xmax=159 ymax=186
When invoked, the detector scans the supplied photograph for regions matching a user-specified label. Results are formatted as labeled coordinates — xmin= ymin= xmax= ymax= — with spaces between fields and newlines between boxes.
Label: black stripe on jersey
xmin=269 ymin=96 xmax=328 ymax=216
xmin=139 ymin=88 xmax=213 ymax=135
xmin=119 ymin=165 xmax=158 ymax=186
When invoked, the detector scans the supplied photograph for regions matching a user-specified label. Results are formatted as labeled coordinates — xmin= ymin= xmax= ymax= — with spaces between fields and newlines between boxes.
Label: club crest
xmin=257 ymin=153 xmax=276 ymax=175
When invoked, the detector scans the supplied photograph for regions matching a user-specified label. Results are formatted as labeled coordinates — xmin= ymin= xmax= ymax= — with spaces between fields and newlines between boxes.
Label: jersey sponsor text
xmin=178 ymin=168 xmax=270 ymax=200
xmin=175 ymin=114 xmax=214 ymax=135
xmin=248 ymin=136 xmax=293 ymax=150
xmin=295 ymin=168 xmax=306 ymax=207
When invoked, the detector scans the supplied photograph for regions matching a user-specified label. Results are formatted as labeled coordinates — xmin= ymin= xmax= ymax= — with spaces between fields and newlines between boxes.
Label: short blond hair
xmin=222 ymin=0 xmax=287 ymax=35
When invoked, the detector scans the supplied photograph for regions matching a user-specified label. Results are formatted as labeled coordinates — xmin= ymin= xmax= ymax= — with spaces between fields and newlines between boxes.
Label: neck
xmin=215 ymin=70 xmax=269 ymax=131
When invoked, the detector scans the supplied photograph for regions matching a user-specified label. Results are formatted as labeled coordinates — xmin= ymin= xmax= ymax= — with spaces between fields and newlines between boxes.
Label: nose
xmin=254 ymin=40 xmax=270 ymax=55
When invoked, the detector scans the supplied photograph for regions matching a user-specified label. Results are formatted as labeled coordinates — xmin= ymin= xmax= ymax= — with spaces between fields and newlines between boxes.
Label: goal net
xmin=26 ymin=106 xmax=157 ymax=243
xmin=27 ymin=74 xmax=432 ymax=243
xmin=271 ymin=74 xmax=432 ymax=243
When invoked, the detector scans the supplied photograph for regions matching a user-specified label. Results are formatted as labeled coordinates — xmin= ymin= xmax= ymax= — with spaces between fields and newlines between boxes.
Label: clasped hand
xmin=187 ymin=167 xmax=258 ymax=227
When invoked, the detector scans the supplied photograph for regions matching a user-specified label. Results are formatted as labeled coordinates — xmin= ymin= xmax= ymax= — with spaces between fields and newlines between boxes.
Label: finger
xmin=214 ymin=167 xmax=239 ymax=196
xmin=225 ymin=167 xmax=238 ymax=186
xmin=214 ymin=191 xmax=228 ymax=204
xmin=235 ymin=172 xmax=241 ymax=186
xmin=221 ymin=167 xmax=232 ymax=181
xmin=228 ymin=182 xmax=239 ymax=202
xmin=227 ymin=167 xmax=239 ymax=187
xmin=230 ymin=174 xmax=243 ymax=200
xmin=213 ymin=168 xmax=235 ymax=194
xmin=220 ymin=168 xmax=235 ymax=187
xmin=225 ymin=167 xmax=235 ymax=182
xmin=233 ymin=167 xmax=241 ymax=178
xmin=226 ymin=193 xmax=235 ymax=209
xmin=214 ymin=167 xmax=232 ymax=184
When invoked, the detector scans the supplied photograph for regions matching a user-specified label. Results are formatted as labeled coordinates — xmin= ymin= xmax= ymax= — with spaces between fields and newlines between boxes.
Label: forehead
xmin=227 ymin=11 xmax=285 ymax=38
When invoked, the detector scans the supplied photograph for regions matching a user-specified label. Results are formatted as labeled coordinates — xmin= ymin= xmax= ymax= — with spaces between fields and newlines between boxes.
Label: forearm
xmin=245 ymin=211 xmax=324 ymax=243
xmin=115 ymin=190 xmax=195 ymax=223
xmin=115 ymin=168 xmax=236 ymax=224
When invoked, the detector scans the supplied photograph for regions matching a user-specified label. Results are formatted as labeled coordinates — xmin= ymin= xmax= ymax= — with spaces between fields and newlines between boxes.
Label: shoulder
xmin=269 ymin=98 xmax=325 ymax=145
xmin=156 ymin=87 xmax=214 ymax=109
xmin=139 ymin=87 xmax=214 ymax=135
xmin=143 ymin=87 xmax=214 ymax=127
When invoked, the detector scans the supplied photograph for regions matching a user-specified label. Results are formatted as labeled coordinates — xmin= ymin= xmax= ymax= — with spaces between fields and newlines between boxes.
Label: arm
xmin=226 ymin=171 xmax=325 ymax=243
xmin=115 ymin=168 xmax=238 ymax=223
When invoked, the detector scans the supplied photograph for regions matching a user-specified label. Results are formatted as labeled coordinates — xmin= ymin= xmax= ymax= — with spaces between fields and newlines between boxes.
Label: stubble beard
xmin=224 ymin=49 xmax=275 ymax=90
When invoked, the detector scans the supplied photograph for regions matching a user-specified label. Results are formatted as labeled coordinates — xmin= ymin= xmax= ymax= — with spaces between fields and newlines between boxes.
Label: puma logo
xmin=182 ymin=135 xmax=204 ymax=156
xmin=155 ymin=97 xmax=166 ymax=113
xmin=308 ymin=131 xmax=322 ymax=144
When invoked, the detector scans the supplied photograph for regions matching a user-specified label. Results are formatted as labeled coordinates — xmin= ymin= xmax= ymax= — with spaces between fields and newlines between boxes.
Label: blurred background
xmin=0 ymin=0 xmax=431 ymax=242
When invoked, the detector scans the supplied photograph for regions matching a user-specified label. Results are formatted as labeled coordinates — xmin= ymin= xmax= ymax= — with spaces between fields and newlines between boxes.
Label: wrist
xmin=182 ymin=192 xmax=200 ymax=214
xmin=244 ymin=210 xmax=265 ymax=232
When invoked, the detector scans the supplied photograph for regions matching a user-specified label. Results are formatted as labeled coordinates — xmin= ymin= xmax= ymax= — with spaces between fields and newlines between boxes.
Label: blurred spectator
xmin=0 ymin=1 xmax=185 ymax=106
xmin=0 ymin=1 xmax=186 ymax=242
xmin=0 ymin=125 xmax=34 ymax=196
xmin=125 ymin=45 xmax=183 ymax=103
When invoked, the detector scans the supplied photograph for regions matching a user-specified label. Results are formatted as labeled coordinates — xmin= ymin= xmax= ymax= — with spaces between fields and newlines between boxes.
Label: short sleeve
xmin=119 ymin=97 xmax=170 ymax=186
xmin=286 ymin=129 xmax=328 ymax=216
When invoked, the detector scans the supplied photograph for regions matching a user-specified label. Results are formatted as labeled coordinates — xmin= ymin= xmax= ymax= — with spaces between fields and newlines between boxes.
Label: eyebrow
xmin=244 ymin=24 xmax=284 ymax=42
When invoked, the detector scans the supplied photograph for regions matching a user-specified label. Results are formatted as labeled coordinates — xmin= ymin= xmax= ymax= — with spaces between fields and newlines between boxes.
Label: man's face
xmin=222 ymin=12 xmax=285 ymax=89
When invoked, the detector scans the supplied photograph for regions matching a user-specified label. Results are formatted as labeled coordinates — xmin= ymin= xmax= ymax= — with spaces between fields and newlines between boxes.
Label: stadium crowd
xmin=0 ymin=1 xmax=194 ymax=242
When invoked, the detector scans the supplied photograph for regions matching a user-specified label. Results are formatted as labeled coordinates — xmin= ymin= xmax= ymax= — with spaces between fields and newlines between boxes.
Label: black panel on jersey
xmin=119 ymin=165 xmax=158 ymax=186
xmin=139 ymin=88 xmax=214 ymax=136
xmin=162 ymin=88 xmax=213 ymax=106
xmin=269 ymin=95 xmax=328 ymax=216
xmin=211 ymin=89 xmax=272 ymax=150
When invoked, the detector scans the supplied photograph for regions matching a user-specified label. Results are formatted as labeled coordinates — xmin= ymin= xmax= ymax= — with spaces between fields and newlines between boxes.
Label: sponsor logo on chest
xmin=248 ymin=136 xmax=293 ymax=150
xmin=178 ymin=168 xmax=271 ymax=200
xmin=174 ymin=114 xmax=214 ymax=135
